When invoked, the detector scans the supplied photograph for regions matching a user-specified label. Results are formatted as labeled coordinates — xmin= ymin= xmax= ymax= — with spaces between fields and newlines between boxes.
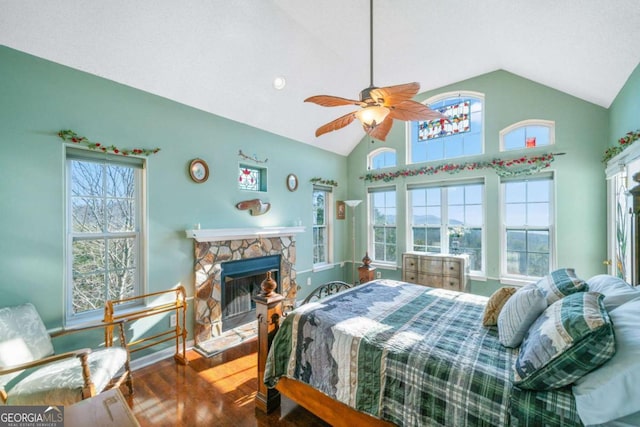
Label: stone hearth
xmin=189 ymin=228 xmax=302 ymax=346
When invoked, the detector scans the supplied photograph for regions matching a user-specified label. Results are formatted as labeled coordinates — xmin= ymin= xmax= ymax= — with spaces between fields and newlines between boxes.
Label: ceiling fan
xmin=304 ymin=0 xmax=445 ymax=142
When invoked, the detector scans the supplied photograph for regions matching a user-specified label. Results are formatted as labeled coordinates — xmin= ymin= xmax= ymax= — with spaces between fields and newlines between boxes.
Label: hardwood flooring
xmin=122 ymin=339 xmax=330 ymax=427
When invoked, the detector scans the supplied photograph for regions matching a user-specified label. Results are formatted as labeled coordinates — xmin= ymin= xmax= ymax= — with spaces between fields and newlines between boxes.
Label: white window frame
xmin=407 ymin=179 xmax=486 ymax=275
xmin=312 ymin=185 xmax=333 ymax=269
xmin=65 ymin=147 xmax=146 ymax=325
xmin=500 ymin=174 xmax=555 ymax=283
xmin=368 ymin=186 xmax=397 ymax=266
xmin=367 ymin=147 xmax=397 ymax=170
xmin=499 ymin=119 xmax=555 ymax=151
xmin=406 ymin=90 xmax=485 ymax=164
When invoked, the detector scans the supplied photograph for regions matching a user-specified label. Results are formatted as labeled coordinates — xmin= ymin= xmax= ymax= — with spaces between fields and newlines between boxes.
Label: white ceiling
xmin=2 ymin=0 xmax=639 ymax=156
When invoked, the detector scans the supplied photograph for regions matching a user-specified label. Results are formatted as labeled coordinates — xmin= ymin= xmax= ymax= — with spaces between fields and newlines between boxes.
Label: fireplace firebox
xmin=220 ymin=255 xmax=280 ymax=331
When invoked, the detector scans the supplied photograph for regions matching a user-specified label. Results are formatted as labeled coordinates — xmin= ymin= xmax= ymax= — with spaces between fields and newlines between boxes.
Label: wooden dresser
xmin=402 ymin=252 xmax=469 ymax=292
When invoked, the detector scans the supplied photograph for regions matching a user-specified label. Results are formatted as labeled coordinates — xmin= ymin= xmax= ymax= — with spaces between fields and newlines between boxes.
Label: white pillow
xmin=586 ymin=274 xmax=640 ymax=312
xmin=497 ymin=283 xmax=547 ymax=348
xmin=572 ymin=297 xmax=640 ymax=425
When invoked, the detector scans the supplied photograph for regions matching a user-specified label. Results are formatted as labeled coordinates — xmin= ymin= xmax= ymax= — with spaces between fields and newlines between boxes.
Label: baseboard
xmin=129 ymin=339 xmax=194 ymax=371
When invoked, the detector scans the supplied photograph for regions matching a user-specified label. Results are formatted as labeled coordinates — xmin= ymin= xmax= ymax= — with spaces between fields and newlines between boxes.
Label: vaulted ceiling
xmin=2 ymin=1 xmax=639 ymax=155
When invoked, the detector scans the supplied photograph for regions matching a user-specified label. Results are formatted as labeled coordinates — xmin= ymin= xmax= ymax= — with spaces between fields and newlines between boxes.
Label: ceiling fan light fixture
xmin=355 ymin=105 xmax=390 ymax=127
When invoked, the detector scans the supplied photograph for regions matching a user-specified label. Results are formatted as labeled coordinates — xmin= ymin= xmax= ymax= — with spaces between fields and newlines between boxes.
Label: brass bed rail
xmin=104 ymin=286 xmax=188 ymax=365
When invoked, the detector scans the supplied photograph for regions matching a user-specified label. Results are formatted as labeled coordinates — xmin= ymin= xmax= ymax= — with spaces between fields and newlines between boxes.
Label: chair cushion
xmin=482 ymin=286 xmax=516 ymax=326
xmin=535 ymin=268 xmax=587 ymax=305
xmin=497 ymin=283 xmax=547 ymax=348
xmin=0 ymin=303 xmax=54 ymax=390
xmin=514 ymin=292 xmax=615 ymax=390
xmin=4 ymin=347 xmax=127 ymax=406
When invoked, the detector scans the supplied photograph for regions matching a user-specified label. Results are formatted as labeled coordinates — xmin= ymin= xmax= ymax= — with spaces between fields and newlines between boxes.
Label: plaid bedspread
xmin=264 ymin=279 xmax=582 ymax=426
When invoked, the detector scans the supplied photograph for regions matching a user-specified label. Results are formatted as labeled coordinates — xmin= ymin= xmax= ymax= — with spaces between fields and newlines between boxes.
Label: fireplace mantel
xmin=185 ymin=226 xmax=305 ymax=243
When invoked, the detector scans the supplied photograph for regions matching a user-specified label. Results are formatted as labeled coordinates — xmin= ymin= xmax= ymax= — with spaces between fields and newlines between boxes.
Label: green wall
xmin=347 ymin=70 xmax=611 ymax=295
xmin=0 ymin=46 xmax=349 ymax=350
xmin=609 ymin=62 xmax=640 ymax=145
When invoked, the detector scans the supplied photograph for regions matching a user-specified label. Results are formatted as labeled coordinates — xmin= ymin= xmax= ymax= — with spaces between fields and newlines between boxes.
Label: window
xmin=368 ymin=147 xmax=397 ymax=170
xmin=409 ymin=91 xmax=484 ymax=164
xmin=409 ymin=181 xmax=484 ymax=273
xmin=502 ymin=175 xmax=554 ymax=279
xmin=500 ymin=120 xmax=555 ymax=151
xmin=312 ymin=186 xmax=332 ymax=266
xmin=238 ymin=164 xmax=267 ymax=191
xmin=369 ymin=187 xmax=397 ymax=263
xmin=66 ymin=148 xmax=145 ymax=322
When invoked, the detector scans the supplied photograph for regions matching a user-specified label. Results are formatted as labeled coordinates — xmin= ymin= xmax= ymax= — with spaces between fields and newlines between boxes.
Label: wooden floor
xmin=122 ymin=339 xmax=330 ymax=427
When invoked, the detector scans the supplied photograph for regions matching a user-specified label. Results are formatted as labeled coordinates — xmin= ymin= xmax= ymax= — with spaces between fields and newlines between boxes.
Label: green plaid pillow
xmin=514 ymin=292 xmax=615 ymax=390
xmin=535 ymin=268 xmax=587 ymax=305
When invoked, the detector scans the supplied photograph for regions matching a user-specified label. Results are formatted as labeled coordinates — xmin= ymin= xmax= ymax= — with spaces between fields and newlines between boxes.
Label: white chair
xmin=0 ymin=303 xmax=132 ymax=406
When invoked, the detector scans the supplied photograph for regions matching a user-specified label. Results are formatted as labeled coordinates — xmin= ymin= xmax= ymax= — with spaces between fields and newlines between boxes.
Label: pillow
xmin=586 ymin=274 xmax=640 ymax=312
xmin=572 ymin=297 xmax=640 ymax=425
xmin=513 ymin=292 xmax=615 ymax=391
xmin=482 ymin=286 xmax=516 ymax=326
xmin=497 ymin=283 xmax=547 ymax=348
xmin=535 ymin=268 xmax=587 ymax=305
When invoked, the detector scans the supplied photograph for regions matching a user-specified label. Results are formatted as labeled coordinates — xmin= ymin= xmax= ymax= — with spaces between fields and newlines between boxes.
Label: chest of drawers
xmin=402 ymin=252 xmax=469 ymax=292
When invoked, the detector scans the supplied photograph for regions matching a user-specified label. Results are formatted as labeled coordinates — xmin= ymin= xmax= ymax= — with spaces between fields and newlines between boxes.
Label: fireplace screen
xmin=220 ymin=255 xmax=280 ymax=331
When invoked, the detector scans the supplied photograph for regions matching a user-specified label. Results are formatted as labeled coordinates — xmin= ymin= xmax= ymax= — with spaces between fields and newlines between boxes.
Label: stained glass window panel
xmin=238 ymin=166 xmax=259 ymax=191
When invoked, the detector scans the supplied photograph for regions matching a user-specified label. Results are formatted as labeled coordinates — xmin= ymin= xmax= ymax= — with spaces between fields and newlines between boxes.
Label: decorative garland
xmin=310 ymin=177 xmax=338 ymax=187
xmin=238 ymin=149 xmax=268 ymax=163
xmin=361 ymin=153 xmax=562 ymax=183
xmin=57 ymin=130 xmax=160 ymax=156
xmin=602 ymin=130 xmax=640 ymax=164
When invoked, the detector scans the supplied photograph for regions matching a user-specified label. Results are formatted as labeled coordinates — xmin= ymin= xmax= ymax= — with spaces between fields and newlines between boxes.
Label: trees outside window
xmin=502 ymin=176 xmax=553 ymax=278
xmin=67 ymin=149 xmax=144 ymax=321
xmin=369 ymin=188 xmax=397 ymax=263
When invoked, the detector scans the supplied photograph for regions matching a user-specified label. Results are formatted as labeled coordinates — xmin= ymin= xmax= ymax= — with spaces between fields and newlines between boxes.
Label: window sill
xmin=312 ymin=263 xmax=335 ymax=273
xmin=371 ymin=262 xmax=398 ymax=270
xmin=499 ymin=276 xmax=537 ymax=287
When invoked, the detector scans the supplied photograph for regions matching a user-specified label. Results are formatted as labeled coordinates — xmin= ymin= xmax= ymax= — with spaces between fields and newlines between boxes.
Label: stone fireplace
xmin=188 ymin=227 xmax=303 ymax=347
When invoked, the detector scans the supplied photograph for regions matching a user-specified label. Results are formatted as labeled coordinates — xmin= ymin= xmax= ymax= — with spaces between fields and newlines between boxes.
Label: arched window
xmin=408 ymin=91 xmax=484 ymax=164
xmin=500 ymin=120 xmax=555 ymax=151
xmin=368 ymin=147 xmax=397 ymax=170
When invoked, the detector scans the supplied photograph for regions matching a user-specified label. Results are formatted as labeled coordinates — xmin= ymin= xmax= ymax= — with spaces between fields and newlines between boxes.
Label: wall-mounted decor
xmin=286 ymin=174 xmax=298 ymax=192
xmin=238 ymin=149 xmax=268 ymax=164
xmin=310 ymin=177 xmax=338 ymax=187
xmin=57 ymin=130 xmax=161 ymax=156
xmin=336 ymin=201 xmax=346 ymax=220
xmin=236 ymin=198 xmax=271 ymax=216
xmin=189 ymin=158 xmax=209 ymax=183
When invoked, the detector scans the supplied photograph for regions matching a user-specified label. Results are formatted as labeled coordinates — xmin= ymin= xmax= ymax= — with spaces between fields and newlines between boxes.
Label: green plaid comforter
xmin=265 ymin=280 xmax=582 ymax=426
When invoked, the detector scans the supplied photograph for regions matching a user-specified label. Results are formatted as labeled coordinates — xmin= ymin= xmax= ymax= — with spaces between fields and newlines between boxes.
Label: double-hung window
xmin=408 ymin=181 xmax=484 ymax=273
xmin=66 ymin=148 xmax=145 ymax=323
xmin=312 ymin=185 xmax=332 ymax=266
xmin=369 ymin=187 xmax=397 ymax=264
xmin=501 ymin=175 xmax=554 ymax=279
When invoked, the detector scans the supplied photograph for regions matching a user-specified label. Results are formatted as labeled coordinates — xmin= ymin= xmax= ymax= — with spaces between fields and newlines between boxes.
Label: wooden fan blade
xmin=315 ymin=111 xmax=357 ymax=137
xmin=388 ymin=100 xmax=447 ymax=122
xmin=369 ymin=82 xmax=420 ymax=106
xmin=364 ymin=116 xmax=394 ymax=141
xmin=305 ymin=95 xmax=364 ymax=107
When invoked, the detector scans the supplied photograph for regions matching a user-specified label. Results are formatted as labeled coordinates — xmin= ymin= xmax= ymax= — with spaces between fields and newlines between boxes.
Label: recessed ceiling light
xmin=273 ymin=76 xmax=286 ymax=90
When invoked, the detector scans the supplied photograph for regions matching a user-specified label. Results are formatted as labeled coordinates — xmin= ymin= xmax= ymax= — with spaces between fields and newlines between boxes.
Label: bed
xmin=258 ymin=275 xmax=640 ymax=427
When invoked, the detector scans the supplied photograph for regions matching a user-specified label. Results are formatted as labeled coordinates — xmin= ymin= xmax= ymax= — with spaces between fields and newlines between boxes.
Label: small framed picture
xmin=336 ymin=201 xmax=346 ymax=220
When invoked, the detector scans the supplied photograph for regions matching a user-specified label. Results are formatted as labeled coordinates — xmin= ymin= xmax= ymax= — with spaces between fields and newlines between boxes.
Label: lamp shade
xmin=344 ymin=200 xmax=362 ymax=207
xmin=355 ymin=106 xmax=390 ymax=127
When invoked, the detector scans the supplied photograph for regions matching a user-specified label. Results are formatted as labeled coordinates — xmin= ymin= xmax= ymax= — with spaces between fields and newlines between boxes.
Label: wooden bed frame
xmin=253 ymin=285 xmax=395 ymax=427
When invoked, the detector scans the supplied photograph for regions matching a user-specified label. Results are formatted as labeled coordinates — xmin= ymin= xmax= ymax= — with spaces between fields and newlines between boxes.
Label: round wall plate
xmin=189 ymin=158 xmax=209 ymax=183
